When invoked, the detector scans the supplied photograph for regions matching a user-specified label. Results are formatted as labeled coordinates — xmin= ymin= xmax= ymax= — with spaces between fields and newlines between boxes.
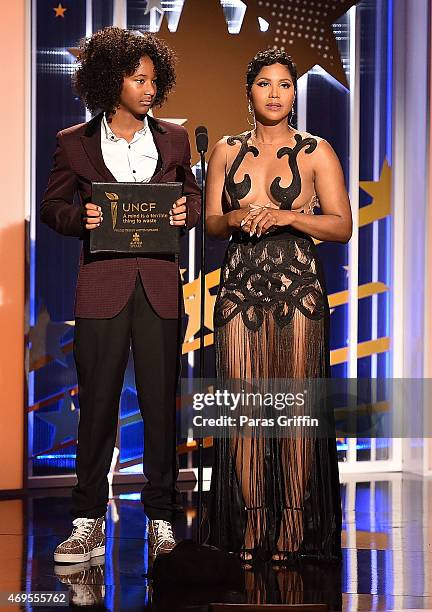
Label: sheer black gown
xmin=207 ymin=131 xmax=342 ymax=562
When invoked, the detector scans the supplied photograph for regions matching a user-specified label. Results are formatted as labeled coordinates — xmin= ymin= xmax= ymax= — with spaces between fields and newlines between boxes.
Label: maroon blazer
xmin=41 ymin=113 xmax=201 ymax=319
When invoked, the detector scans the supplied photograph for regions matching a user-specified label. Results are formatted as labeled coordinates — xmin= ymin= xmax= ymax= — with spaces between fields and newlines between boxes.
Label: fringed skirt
xmin=207 ymin=229 xmax=341 ymax=562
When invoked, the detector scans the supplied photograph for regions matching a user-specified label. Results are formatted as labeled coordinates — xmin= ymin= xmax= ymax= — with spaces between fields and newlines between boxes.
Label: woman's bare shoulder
xmin=295 ymin=131 xmax=339 ymax=165
xmin=294 ymin=130 xmax=327 ymax=146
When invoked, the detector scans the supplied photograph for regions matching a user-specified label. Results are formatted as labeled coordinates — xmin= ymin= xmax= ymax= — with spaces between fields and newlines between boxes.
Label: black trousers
xmin=71 ymin=276 xmax=183 ymax=522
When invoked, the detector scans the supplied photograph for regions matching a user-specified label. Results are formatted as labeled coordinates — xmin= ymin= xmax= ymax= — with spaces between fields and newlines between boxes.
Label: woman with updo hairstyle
xmin=205 ymin=49 xmax=351 ymax=564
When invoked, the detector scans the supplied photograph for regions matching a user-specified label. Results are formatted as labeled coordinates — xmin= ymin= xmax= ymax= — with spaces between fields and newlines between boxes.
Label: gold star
xmin=53 ymin=3 xmax=67 ymax=18
xmin=359 ymin=160 xmax=392 ymax=226
xmin=182 ymin=270 xmax=219 ymax=343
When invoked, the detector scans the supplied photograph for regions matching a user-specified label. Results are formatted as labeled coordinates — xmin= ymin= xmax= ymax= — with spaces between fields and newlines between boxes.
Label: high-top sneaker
xmin=147 ymin=520 xmax=176 ymax=557
xmin=54 ymin=517 xmax=105 ymax=563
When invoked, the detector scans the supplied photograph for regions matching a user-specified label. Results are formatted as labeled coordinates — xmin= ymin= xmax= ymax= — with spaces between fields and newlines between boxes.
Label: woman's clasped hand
xmin=235 ymin=202 xmax=294 ymax=237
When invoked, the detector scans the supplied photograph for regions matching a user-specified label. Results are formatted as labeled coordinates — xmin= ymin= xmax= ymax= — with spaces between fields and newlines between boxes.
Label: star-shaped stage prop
xmin=183 ymin=272 xmax=218 ymax=343
xmin=359 ymin=160 xmax=392 ymax=226
xmin=29 ymin=306 xmax=73 ymax=369
xmin=53 ymin=3 xmax=67 ymax=18
xmin=257 ymin=0 xmax=357 ymax=88
xmin=35 ymin=393 xmax=80 ymax=449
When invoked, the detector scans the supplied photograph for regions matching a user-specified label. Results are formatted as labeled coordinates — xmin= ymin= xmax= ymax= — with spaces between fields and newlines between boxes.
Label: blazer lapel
xmin=148 ymin=115 xmax=170 ymax=182
xmin=80 ymin=113 xmax=117 ymax=182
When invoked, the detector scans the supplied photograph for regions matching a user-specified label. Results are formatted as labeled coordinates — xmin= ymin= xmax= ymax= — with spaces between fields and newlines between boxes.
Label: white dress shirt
xmin=100 ymin=114 xmax=159 ymax=182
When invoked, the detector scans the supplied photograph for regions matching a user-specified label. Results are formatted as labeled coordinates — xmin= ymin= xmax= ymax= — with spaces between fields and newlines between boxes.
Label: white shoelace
xmin=153 ymin=520 xmax=175 ymax=542
xmin=72 ymin=518 xmax=95 ymax=542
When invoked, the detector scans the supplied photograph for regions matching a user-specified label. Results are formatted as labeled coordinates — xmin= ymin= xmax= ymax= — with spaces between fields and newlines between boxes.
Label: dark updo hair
xmin=246 ymin=49 xmax=297 ymax=95
xmin=74 ymin=27 xmax=176 ymax=115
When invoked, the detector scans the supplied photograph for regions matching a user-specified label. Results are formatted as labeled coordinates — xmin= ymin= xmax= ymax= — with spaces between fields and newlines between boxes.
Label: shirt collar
xmin=102 ymin=114 xmax=149 ymax=142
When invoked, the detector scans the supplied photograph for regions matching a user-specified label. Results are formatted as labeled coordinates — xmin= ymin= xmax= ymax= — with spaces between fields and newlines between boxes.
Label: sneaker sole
xmin=54 ymin=561 xmax=91 ymax=575
xmin=54 ymin=545 xmax=105 ymax=564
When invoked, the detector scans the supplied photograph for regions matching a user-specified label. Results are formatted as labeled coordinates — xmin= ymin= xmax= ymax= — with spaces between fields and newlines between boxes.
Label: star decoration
xmin=53 ymin=3 xmax=67 ymax=18
xmin=29 ymin=305 xmax=73 ymax=369
xmin=257 ymin=0 xmax=358 ymax=88
xmin=359 ymin=159 xmax=392 ymax=226
xmin=183 ymin=272 xmax=217 ymax=342
xmin=35 ymin=394 xmax=80 ymax=449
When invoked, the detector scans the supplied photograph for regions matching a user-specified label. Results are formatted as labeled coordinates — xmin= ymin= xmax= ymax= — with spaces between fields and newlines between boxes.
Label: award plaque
xmin=89 ymin=182 xmax=183 ymax=254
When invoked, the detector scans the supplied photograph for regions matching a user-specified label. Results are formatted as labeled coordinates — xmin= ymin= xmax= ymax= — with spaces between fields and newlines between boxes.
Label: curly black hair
xmin=246 ymin=49 xmax=297 ymax=95
xmin=74 ymin=27 xmax=176 ymax=114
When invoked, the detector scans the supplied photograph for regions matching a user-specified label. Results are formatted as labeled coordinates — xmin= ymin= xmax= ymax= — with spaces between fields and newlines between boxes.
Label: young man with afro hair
xmin=41 ymin=27 xmax=201 ymax=562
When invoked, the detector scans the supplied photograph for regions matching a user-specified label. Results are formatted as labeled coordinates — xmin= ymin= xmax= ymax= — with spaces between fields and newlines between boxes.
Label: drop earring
xmin=289 ymin=105 xmax=296 ymax=127
xmin=247 ymin=100 xmax=256 ymax=129
xmin=289 ymin=95 xmax=296 ymax=126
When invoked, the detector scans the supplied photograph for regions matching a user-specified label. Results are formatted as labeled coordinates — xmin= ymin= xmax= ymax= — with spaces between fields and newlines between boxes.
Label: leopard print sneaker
xmin=148 ymin=520 xmax=176 ymax=557
xmin=54 ymin=517 xmax=105 ymax=563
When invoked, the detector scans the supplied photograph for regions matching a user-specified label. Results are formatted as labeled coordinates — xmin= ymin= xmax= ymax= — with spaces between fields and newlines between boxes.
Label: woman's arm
xmin=205 ymin=139 xmax=251 ymax=240
xmin=289 ymin=139 xmax=352 ymax=242
xmin=247 ymin=139 xmax=352 ymax=243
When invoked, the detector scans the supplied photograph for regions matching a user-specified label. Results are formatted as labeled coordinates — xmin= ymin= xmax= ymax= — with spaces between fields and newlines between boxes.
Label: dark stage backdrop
xmin=28 ymin=0 xmax=393 ymax=479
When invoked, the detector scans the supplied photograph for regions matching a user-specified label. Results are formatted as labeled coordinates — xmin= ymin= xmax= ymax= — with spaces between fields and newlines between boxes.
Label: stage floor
xmin=0 ymin=473 xmax=430 ymax=611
